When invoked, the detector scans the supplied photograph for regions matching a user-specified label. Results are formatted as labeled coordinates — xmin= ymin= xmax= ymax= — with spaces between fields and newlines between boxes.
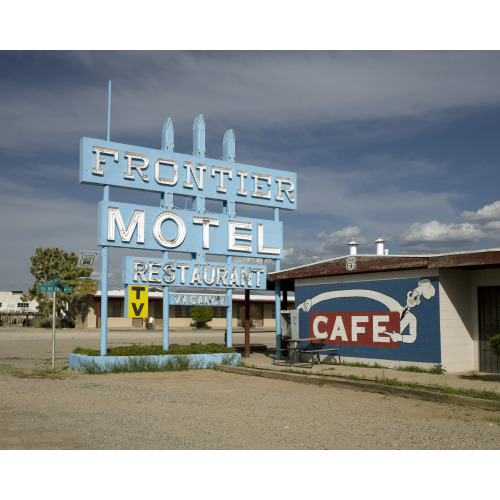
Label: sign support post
xmin=100 ymin=80 xmax=112 ymax=356
xmin=52 ymin=290 xmax=56 ymax=370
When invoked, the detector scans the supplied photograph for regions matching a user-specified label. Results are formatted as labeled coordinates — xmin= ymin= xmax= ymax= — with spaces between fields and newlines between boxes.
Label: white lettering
xmin=190 ymin=264 xmax=202 ymax=285
xmin=275 ymin=176 xmax=295 ymax=203
xmin=330 ymin=316 xmax=348 ymax=341
xmin=152 ymin=211 xmax=186 ymax=248
xmin=193 ymin=216 xmax=219 ymax=249
xmin=107 ymin=207 xmax=145 ymax=243
xmin=351 ymin=316 xmax=369 ymax=342
xmin=155 ymin=158 xmax=178 ymax=186
xmin=237 ymin=170 xmax=248 ymax=196
xmin=228 ymin=221 xmax=252 ymax=252
xmin=228 ymin=266 xmax=240 ymax=286
xmin=124 ymin=152 xmax=149 ymax=182
xmin=148 ymin=261 xmax=161 ymax=283
xmin=162 ymin=262 xmax=175 ymax=284
xmin=257 ymin=223 xmax=280 ymax=255
xmin=203 ymin=265 xmax=216 ymax=285
xmin=312 ymin=316 xmax=328 ymax=339
xmin=133 ymin=260 xmax=147 ymax=282
xmin=373 ymin=315 xmax=391 ymax=343
xmin=216 ymin=266 xmax=228 ymax=286
xmin=177 ymin=263 xmax=189 ymax=284
xmin=92 ymin=146 xmax=118 ymax=175
xmin=252 ymin=173 xmax=272 ymax=199
xmin=212 ymin=165 xmax=233 ymax=193
xmin=183 ymin=161 xmax=205 ymax=190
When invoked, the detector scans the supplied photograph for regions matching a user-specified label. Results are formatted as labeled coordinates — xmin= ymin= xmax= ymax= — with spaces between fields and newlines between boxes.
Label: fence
xmin=0 ymin=311 xmax=46 ymax=326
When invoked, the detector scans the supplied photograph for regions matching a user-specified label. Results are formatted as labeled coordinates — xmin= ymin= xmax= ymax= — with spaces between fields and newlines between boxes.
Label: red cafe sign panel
xmin=310 ymin=312 xmax=401 ymax=348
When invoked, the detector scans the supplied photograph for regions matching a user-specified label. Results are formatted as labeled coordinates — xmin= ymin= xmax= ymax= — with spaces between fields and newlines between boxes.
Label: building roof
xmin=268 ymin=248 xmax=500 ymax=285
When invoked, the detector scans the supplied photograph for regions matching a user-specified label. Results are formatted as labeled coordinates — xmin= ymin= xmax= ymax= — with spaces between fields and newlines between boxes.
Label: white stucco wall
xmin=438 ymin=269 xmax=475 ymax=372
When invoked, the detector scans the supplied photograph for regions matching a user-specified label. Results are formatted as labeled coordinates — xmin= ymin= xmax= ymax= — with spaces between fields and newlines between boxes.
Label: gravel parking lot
xmin=1 ymin=327 xmax=500 ymax=450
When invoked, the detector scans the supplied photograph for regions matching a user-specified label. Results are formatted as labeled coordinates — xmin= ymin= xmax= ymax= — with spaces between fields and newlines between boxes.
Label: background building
xmin=78 ymin=289 xmax=294 ymax=331
xmin=0 ymin=291 xmax=40 ymax=325
xmin=269 ymin=242 xmax=500 ymax=373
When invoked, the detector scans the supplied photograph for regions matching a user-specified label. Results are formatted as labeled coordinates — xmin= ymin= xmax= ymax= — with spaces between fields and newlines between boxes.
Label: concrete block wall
xmin=438 ymin=270 xmax=475 ymax=372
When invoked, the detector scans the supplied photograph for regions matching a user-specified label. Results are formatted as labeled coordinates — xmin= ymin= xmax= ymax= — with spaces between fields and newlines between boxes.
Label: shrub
xmin=491 ymin=334 xmax=500 ymax=358
xmin=72 ymin=343 xmax=235 ymax=357
xmin=190 ymin=306 xmax=213 ymax=328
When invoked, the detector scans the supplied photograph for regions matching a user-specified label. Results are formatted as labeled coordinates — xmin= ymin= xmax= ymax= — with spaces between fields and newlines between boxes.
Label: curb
xmin=215 ymin=365 xmax=500 ymax=411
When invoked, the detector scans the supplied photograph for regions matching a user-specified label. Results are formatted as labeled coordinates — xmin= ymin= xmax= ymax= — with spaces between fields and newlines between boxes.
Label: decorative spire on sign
xmin=161 ymin=116 xmax=174 ymax=152
xmin=222 ymin=129 xmax=235 ymax=162
xmin=193 ymin=114 xmax=206 ymax=157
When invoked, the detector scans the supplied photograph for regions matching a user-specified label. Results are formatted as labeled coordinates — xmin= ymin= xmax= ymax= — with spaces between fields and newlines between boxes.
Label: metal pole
xmin=100 ymin=245 xmax=108 ymax=356
xmin=52 ymin=290 xmax=56 ymax=370
xmin=100 ymin=80 xmax=112 ymax=356
xmin=244 ymin=289 xmax=250 ymax=358
xmin=274 ymin=207 xmax=282 ymax=360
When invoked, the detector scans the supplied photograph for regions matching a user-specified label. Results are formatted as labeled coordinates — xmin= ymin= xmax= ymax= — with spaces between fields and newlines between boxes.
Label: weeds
xmin=395 ymin=364 xmax=447 ymax=375
xmin=83 ymin=355 xmax=197 ymax=374
xmin=0 ymin=363 xmax=68 ymax=379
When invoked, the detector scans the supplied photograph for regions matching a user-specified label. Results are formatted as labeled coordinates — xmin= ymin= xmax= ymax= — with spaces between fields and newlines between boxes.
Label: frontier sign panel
xmin=80 ymin=138 xmax=297 ymax=211
xmin=98 ymin=200 xmax=283 ymax=259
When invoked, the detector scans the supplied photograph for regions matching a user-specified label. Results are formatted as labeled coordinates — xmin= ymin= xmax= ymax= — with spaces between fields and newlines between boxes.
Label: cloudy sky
xmin=1 ymin=7 xmax=500 ymax=292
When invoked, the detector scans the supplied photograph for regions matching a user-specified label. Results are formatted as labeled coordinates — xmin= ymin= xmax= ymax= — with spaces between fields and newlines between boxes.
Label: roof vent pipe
xmin=348 ymin=241 xmax=358 ymax=256
xmin=374 ymin=238 xmax=385 ymax=256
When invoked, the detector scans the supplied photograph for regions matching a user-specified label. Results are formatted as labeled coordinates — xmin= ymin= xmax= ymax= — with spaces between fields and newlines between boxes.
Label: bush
xmin=190 ymin=306 xmax=213 ymax=328
xmin=491 ymin=334 xmax=500 ymax=358
xmin=73 ymin=343 xmax=235 ymax=357
xmin=38 ymin=318 xmax=52 ymax=329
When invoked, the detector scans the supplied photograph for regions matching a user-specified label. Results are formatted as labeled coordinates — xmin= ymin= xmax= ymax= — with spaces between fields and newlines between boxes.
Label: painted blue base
xmin=69 ymin=352 xmax=241 ymax=372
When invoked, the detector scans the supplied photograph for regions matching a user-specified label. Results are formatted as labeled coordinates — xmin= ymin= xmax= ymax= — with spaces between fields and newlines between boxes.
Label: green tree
xmin=23 ymin=247 xmax=93 ymax=328
xmin=190 ymin=306 xmax=213 ymax=328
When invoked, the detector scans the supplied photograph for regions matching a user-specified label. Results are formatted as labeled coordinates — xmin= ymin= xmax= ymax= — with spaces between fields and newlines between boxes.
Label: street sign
xmin=37 ymin=284 xmax=72 ymax=293
xmin=47 ymin=275 xmax=61 ymax=284
xmin=75 ymin=279 xmax=99 ymax=295
xmin=78 ymin=253 xmax=98 ymax=268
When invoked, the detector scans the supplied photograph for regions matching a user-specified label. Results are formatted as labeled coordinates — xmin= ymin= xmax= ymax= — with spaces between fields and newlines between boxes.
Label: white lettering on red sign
xmin=310 ymin=312 xmax=400 ymax=348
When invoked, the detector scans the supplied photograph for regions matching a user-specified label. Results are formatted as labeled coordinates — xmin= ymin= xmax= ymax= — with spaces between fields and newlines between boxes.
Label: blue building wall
xmin=295 ymin=276 xmax=441 ymax=363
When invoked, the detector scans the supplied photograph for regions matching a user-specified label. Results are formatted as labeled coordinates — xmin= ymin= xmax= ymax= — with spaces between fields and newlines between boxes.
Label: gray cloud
xmin=398 ymin=220 xmax=487 ymax=253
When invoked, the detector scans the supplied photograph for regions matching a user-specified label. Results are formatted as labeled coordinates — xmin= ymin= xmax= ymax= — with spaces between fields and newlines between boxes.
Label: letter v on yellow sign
xmin=127 ymin=284 xmax=149 ymax=318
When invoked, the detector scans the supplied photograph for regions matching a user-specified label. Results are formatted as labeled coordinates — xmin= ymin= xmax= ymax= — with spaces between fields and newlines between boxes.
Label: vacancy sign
xmin=126 ymin=285 xmax=149 ymax=318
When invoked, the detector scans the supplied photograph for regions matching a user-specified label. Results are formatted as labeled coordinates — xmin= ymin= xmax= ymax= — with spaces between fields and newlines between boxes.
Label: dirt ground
xmin=1 ymin=327 xmax=500 ymax=451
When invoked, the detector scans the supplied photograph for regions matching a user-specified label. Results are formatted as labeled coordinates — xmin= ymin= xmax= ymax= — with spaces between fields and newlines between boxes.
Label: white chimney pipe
xmin=348 ymin=241 xmax=358 ymax=256
xmin=374 ymin=238 xmax=385 ymax=256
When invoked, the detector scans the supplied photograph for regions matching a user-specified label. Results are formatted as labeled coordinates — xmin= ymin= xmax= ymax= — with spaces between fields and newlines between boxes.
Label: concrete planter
xmin=69 ymin=352 xmax=241 ymax=373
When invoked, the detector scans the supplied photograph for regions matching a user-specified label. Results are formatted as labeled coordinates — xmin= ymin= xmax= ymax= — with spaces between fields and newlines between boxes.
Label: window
xmin=175 ymin=306 xmax=192 ymax=318
xmin=108 ymin=300 xmax=122 ymax=317
xmin=212 ymin=307 xmax=226 ymax=318
xmin=237 ymin=303 xmax=263 ymax=327
xmin=17 ymin=303 xmax=29 ymax=308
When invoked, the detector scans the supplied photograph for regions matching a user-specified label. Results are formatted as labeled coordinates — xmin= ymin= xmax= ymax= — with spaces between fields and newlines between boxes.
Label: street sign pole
xmin=52 ymin=290 xmax=56 ymax=371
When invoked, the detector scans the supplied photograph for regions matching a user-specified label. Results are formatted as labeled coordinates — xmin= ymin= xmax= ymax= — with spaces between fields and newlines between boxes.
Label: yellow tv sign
xmin=127 ymin=284 xmax=148 ymax=318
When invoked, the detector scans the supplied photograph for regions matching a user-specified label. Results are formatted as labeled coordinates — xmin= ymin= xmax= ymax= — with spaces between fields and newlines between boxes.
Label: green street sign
xmin=37 ymin=284 xmax=72 ymax=293
xmin=47 ymin=275 xmax=61 ymax=284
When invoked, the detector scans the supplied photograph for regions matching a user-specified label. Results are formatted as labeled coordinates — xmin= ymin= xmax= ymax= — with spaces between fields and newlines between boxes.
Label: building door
xmin=478 ymin=287 xmax=500 ymax=373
